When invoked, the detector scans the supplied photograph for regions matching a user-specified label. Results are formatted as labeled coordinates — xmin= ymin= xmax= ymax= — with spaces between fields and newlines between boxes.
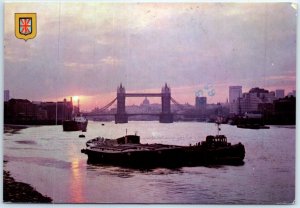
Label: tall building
xmin=275 ymin=89 xmax=285 ymax=99
xmin=195 ymin=96 xmax=207 ymax=111
xmin=238 ymin=87 xmax=275 ymax=114
xmin=230 ymin=87 xmax=277 ymax=115
xmin=239 ymin=93 xmax=262 ymax=113
xmin=229 ymin=86 xmax=242 ymax=114
xmin=4 ymin=90 xmax=9 ymax=102
xmin=229 ymin=86 xmax=242 ymax=103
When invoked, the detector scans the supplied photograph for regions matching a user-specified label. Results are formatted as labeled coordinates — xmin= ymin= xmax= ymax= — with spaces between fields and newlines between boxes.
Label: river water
xmin=3 ymin=121 xmax=295 ymax=204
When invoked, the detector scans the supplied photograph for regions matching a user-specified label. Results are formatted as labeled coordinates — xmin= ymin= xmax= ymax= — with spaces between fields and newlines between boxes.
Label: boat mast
xmin=216 ymin=122 xmax=221 ymax=136
xmin=216 ymin=103 xmax=221 ymax=135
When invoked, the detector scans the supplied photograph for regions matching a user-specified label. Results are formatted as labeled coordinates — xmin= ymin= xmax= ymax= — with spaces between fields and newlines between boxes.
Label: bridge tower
xmin=115 ymin=83 xmax=128 ymax=123
xmin=160 ymin=83 xmax=173 ymax=123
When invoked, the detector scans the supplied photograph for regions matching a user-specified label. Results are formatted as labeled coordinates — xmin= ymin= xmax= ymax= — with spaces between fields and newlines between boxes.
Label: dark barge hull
xmin=81 ymin=143 xmax=245 ymax=168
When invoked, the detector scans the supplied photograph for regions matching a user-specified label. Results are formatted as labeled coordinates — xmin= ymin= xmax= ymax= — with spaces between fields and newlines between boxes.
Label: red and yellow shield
xmin=15 ymin=13 xmax=37 ymax=41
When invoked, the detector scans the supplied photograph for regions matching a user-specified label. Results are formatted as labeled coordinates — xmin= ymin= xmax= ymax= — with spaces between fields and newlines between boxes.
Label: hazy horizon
xmin=4 ymin=2 xmax=297 ymax=111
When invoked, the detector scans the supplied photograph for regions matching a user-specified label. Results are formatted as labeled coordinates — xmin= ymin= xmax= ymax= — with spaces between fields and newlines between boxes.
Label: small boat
xmin=63 ymin=115 xmax=88 ymax=132
xmin=81 ymin=133 xmax=245 ymax=168
xmin=237 ymin=124 xmax=270 ymax=129
xmin=79 ymin=134 xmax=85 ymax=138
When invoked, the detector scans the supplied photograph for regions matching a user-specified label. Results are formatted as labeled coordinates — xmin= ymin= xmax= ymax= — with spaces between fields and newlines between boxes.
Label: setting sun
xmin=72 ymin=96 xmax=79 ymax=103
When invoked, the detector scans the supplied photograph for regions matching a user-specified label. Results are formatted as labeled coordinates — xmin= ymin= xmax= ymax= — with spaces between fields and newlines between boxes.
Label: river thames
xmin=3 ymin=121 xmax=295 ymax=204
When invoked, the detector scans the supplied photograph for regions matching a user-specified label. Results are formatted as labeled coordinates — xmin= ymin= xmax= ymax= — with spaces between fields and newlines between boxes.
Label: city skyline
xmin=5 ymin=85 xmax=295 ymax=110
xmin=4 ymin=3 xmax=297 ymax=111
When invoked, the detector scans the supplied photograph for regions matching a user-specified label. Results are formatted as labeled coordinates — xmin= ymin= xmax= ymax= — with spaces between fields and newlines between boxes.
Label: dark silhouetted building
xmin=273 ymin=96 xmax=296 ymax=124
xmin=4 ymin=99 xmax=38 ymax=123
xmin=4 ymin=98 xmax=73 ymax=125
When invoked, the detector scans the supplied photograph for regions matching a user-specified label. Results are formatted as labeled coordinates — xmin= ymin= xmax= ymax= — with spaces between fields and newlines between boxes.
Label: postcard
xmin=3 ymin=0 xmax=297 ymax=204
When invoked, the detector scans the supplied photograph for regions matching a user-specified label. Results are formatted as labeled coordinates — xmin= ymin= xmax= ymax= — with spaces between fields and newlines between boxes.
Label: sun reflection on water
xmin=70 ymin=158 xmax=84 ymax=203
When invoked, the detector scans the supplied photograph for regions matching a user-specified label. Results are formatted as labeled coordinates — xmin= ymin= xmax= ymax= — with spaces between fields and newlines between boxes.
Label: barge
xmin=81 ymin=133 xmax=245 ymax=168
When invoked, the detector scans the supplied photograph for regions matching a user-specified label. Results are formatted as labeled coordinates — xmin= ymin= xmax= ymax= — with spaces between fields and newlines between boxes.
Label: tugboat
xmin=63 ymin=114 xmax=88 ymax=132
xmin=63 ymin=97 xmax=88 ymax=132
xmin=81 ymin=124 xmax=245 ymax=168
xmin=237 ymin=123 xmax=270 ymax=129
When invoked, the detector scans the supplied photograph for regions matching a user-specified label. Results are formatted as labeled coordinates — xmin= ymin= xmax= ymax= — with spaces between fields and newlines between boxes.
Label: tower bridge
xmin=116 ymin=83 xmax=173 ymax=123
xmin=84 ymin=83 xmax=186 ymax=123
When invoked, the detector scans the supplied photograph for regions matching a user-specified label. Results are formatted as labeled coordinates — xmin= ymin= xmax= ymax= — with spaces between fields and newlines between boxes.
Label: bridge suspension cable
xmin=170 ymin=97 xmax=186 ymax=110
xmin=97 ymin=97 xmax=117 ymax=112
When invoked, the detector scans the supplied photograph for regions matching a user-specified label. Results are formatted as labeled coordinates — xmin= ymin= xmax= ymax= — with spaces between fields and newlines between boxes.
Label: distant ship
xmin=63 ymin=115 xmax=88 ymax=132
xmin=237 ymin=123 xmax=270 ymax=129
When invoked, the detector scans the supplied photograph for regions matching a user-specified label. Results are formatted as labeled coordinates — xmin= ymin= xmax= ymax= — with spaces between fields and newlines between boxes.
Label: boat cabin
xmin=116 ymin=135 xmax=140 ymax=144
xmin=201 ymin=135 xmax=231 ymax=147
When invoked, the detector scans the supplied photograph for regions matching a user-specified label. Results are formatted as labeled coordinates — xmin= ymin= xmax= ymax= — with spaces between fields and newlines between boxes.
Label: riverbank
xmin=3 ymin=170 xmax=52 ymax=203
xmin=4 ymin=124 xmax=28 ymax=134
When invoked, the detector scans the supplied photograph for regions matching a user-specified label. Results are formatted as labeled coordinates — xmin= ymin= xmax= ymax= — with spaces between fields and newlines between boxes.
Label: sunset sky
xmin=4 ymin=2 xmax=297 ymax=111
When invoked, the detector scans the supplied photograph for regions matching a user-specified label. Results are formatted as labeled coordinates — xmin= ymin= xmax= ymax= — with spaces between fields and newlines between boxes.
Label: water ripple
xmin=4 ymin=155 xmax=71 ymax=169
xmin=15 ymin=140 xmax=37 ymax=145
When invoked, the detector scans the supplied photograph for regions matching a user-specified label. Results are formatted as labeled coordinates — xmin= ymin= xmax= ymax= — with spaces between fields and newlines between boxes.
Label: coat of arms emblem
xmin=15 ymin=13 xmax=37 ymax=41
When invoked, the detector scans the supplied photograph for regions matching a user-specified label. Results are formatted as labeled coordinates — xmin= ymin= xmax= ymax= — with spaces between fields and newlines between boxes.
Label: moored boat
xmin=63 ymin=115 xmax=88 ymax=131
xmin=237 ymin=124 xmax=270 ymax=129
xmin=81 ymin=133 xmax=245 ymax=168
